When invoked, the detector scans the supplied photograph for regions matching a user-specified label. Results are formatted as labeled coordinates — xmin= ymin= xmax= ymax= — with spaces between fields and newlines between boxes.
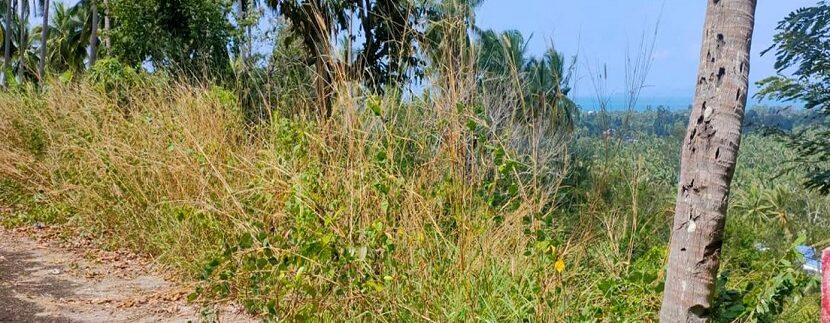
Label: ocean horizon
xmin=574 ymin=96 xmax=800 ymax=112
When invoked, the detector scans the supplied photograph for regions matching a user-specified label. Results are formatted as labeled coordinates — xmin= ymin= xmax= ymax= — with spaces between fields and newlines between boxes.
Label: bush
xmin=86 ymin=58 xmax=143 ymax=106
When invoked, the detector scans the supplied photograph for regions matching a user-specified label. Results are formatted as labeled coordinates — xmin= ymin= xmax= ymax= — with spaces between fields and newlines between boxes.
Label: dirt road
xmin=0 ymin=228 xmax=250 ymax=322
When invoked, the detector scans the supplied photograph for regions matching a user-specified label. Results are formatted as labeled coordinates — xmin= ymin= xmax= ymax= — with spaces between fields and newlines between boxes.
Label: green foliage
xmin=0 ymin=3 xmax=826 ymax=320
xmin=1 ymin=79 xmax=827 ymax=321
xmin=267 ymin=0 xmax=427 ymax=94
xmin=1 ymin=0 xmax=33 ymax=81
xmin=86 ymin=58 xmax=141 ymax=105
xmin=231 ymin=24 xmax=316 ymax=122
xmin=565 ymin=132 xmax=825 ymax=322
xmin=757 ymin=1 xmax=829 ymax=111
xmin=577 ymin=105 xmax=821 ymax=141
xmin=476 ymin=28 xmax=578 ymax=130
xmin=757 ymin=1 xmax=830 ymax=194
xmin=422 ymin=0 xmax=481 ymax=71
xmin=36 ymin=1 xmax=90 ymax=74
xmin=586 ymin=246 xmax=666 ymax=320
xmin=714 ymin=235 xmax=820 ymax=322
xmin=108 ymin=0 xmax=233 ymax=79
xmin=716 ymin=136 xmax=829 ymax=321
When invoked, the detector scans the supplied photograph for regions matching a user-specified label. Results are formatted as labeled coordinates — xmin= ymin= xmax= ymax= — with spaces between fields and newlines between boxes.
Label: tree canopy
xmin=757 ymin=0 xmax=830 ymax=193
xmin=266 ymin=0 xmax=427 ymax=94
xmin=107 ymin=0 xmax=233 ymax=79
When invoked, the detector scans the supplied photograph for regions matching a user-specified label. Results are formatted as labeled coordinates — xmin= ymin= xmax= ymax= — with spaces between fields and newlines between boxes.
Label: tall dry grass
xmin=0 ymin=64 xmax=587 ymax=319
xmin=0 ymin=12 xmax=673 ymax=318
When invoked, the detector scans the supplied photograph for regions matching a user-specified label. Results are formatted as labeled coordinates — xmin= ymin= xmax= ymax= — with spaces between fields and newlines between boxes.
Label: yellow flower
xmin=554 ymin=258 xmax=565 ymax=273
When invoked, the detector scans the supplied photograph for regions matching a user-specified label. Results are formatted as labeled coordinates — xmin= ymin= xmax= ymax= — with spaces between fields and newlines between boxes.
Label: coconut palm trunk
xmin=237 ymin=0 xmax=247 ymax=61
xmin=103 ymin=0 xmax=109 ymax=51
xmin=37 ymin=0 xmax=48 ymax=81
xmin=88 ymin=0 xmax=97 ymax=66
xmin=18 ymin=0 xmax=26 ymax=82
xmin=659 ymin=0 xmax=757 ymax=321
xmin=3 ymin=0 xmax=12 ymax=85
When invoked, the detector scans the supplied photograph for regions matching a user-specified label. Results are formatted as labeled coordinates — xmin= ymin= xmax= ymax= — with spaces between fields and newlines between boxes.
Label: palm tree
xmin=37 ymin=0 xmax=48 ymax=80
xmin=267 ymin=0 xmax=342 ymax=117
xmin=524 ymin=48 xmax=577 ymax=131
xmin=88 ymin=0 xmax=97 ymax=66
xmin=660 ymin=0 xmax=758 ymax=321
xmin=17 ymin=0 xmax=27 ymax=82
xmin=102 ymin=0 xmax=108 ymax=51
xmin=64 ymin=0 xmax=97 ymax=67
xmin=2 ymin=0 xmax=12 ymax=85
xmin=43 ymin=2 xmax=88 ymax=73
xmin=476 ymin=29 xmax=577 ymax=129
xmin=268 ymin=0 xmax=427 ymax=116
xmin=2 ymin=0 xmax=26 ymax=85
xmin=236 ymin=0 xmax=259 ymax=62
xmin=476 ymin=29 xmax=528 ymax=78
xmin=423 ymin=0 xmax=484 ymax=78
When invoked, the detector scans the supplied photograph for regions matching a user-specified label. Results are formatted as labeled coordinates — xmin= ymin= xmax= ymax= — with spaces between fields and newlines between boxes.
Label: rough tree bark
xmin=237 ymin=0 xmax=247 ymax=61
xmin=37 ymin=0 xmax=49 ymax=81
xmin=659 ymin=0 xmax=757 ymax=321
xmin=2 ymin=0 xmax=12 ymax=85
xmin=18 ymin=0 xmax=25 ymax=82
xmin=103 ymin=0 xmax=110 ymax=51
xmin=89 ymin=0 xmax=98 ymax=66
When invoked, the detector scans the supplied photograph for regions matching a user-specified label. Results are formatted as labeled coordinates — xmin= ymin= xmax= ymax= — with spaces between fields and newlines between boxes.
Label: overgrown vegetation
xmin=0 ymin=72 xmax=825 ymax=321
xmin=0 ymin=0 xmax=828 ymax=321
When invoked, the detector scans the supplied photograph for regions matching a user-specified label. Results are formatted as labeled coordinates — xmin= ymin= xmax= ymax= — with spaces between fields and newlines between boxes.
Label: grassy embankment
xmin=0 ymin=65 xmax=826 ymax=321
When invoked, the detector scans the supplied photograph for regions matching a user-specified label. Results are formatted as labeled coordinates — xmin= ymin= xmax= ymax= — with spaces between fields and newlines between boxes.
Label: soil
xmin=0 ymin=226 xmax=252 ymax=322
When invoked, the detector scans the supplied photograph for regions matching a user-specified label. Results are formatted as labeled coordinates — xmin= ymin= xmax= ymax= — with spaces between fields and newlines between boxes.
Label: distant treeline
xmin=576 ymin=105 xmax=823 ymax=138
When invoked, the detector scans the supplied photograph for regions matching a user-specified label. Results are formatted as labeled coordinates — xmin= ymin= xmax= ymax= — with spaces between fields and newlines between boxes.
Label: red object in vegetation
xmin=823 ymin=248 xmax=830 ymax=323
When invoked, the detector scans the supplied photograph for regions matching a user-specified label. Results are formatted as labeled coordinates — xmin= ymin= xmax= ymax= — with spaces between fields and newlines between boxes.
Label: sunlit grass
xmin=0 ymin=67 xmax=824 ymax=322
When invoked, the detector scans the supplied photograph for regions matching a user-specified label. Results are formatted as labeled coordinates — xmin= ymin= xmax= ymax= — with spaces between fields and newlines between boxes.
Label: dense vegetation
xmin=0 ymin=0 xmax=828 ymax=321
xmin=757 ymin=1 xmax=830 ymax=195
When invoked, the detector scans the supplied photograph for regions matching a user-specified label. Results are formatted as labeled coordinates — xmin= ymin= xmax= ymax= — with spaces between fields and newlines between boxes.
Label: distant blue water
xmin=574 ymin=96 xmax=800 ymax=112
xmin=574 ymin=96 xmax=692 ymax=111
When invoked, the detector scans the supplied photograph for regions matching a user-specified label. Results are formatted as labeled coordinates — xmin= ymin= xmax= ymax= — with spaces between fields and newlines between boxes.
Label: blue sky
xmin=476 ymin=0 xmax=816 ymax=104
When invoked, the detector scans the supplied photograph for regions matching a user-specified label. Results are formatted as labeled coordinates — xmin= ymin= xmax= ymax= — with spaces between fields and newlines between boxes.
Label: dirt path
xmin=0 ymin=227 xmax=252 ymax=322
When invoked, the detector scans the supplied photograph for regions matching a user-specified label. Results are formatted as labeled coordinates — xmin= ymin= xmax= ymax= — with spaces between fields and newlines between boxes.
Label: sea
xmin=573 ymin=96 xmax=799 ymax=112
